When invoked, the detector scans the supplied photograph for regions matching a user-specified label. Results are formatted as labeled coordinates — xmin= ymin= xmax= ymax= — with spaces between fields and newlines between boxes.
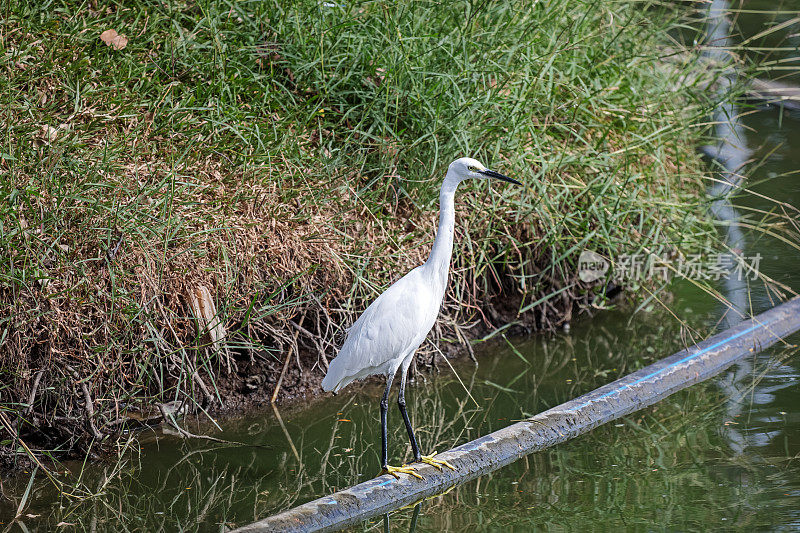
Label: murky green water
xmin=7 ymin=301 xmax=798 ymax=531
xmin=3 ymin=3 xmax=800 ymax=532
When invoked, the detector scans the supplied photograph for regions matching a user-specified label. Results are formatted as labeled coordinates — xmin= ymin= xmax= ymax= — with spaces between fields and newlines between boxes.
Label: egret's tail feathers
xmin=321 ymin=358 xmax=350 ymax=392
xmin=321 ymin=370 xmax=340 ymax=392
xmin=321 ymin=373 xmax=354 ymax=393
xmin=323 ymin=344 xmax=383 ymax=392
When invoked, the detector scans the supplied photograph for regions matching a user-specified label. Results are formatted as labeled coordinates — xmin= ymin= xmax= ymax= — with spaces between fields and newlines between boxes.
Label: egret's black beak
xmin=480 ymin=169 xmax=522 ymax=186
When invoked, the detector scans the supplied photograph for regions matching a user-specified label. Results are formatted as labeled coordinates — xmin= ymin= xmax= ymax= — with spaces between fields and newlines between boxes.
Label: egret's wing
xmin=347 ymin=268 xmax=433 ymax=367
xmin=322 ymin=268 xmax=436 ymax=391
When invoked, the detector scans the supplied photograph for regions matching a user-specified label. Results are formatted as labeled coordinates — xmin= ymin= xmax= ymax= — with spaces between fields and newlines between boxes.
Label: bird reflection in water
xmin=383 ymin=502 xmax=422 ymax=533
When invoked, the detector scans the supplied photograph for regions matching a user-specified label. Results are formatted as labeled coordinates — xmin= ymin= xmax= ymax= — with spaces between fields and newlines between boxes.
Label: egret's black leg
xmin=378 ymin=374 xmax=422 ymax=480
xmin=398 ymin=366 xmax=456 ymax=472
xmin=380 ymin=373 xmax=394 ymax=468
xmin=397 ymin=368 xmax=422 ymax=462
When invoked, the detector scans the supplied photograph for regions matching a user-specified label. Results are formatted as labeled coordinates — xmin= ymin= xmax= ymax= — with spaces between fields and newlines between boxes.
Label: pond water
xmin=2 ymin=3 xmax=800 ymax=531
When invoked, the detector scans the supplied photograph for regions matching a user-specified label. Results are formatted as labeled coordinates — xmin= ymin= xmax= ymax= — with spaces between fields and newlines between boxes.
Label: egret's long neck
xmin=424 ymin=173 xmax=460 ymax=287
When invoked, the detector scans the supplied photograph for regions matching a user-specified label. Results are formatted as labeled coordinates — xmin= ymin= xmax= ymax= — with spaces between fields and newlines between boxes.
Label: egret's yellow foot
xmin=380 ymin=464 xmax=423 ymax=480
xmin=419 ymin=451 xmax=456 ymax=471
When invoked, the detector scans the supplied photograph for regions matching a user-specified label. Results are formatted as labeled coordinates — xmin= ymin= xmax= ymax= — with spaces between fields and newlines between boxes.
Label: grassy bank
xmin=1 ymin=0 xmax=714 ymax=468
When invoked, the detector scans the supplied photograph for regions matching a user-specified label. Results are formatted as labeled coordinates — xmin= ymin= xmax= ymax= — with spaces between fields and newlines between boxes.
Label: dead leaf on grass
xmin=38 ymin=124 xmax=70 ymax=143
xmin=187 ymin=285 xmax=232 ymax=371
xmin=100 ymin=29 xmax=128 ymax=50
xmin=40 ymin=125 xmax=59 ymax=142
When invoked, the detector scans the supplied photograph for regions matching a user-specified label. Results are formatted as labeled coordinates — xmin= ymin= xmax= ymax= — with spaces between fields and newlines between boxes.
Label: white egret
xmin=321 ymin=157 xmax=521 ymax=478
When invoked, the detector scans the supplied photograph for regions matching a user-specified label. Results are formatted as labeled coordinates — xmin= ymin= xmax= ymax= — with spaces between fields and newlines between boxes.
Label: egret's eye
xmin=468 ymin=166 xmax=478 ymax=172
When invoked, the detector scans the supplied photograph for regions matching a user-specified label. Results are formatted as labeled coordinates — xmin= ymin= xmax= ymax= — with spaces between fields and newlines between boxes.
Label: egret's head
xmin=448 ymin=157 xmax=521 ymax=185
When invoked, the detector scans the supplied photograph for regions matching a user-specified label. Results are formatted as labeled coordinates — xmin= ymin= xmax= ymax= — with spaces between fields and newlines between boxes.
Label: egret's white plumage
xmin=321 ymin=157 xmax=520 ymax=476
xmin=321 ymin=265 xmax=438 ymax=392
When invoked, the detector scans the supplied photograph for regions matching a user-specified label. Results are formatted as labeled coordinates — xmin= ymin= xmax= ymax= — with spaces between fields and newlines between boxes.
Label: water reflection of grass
xmin=379 ymin=384 xmax=799 ymax=532
xmin=31 ymin=375 xmax=796 ymax=532
xmin=8 ymin=306 xmax=797 ymax=531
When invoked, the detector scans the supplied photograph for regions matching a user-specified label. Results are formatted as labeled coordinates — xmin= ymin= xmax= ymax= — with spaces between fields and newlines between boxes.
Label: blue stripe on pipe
xmin=565 ymin=315 xmax=781 ymax=413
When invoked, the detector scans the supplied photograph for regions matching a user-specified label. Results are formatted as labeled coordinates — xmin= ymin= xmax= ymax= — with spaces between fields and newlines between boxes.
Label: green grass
xmin=1 ymin=0 xmax=717 ymax=466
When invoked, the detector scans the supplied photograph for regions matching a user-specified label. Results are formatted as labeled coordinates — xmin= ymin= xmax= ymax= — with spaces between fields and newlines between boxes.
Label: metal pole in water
xmin=233 ymin=298 xmax=800 ymax=533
